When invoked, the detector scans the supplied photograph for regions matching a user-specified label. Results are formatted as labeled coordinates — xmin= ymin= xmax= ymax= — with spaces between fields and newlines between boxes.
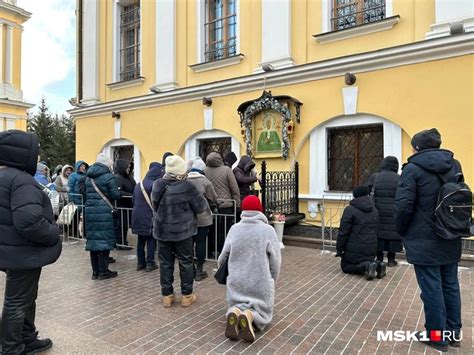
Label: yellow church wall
xmin=12 ymin=27 xmax=22 ymax=89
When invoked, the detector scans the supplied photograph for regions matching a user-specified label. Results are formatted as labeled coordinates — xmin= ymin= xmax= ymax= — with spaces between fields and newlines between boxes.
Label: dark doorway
xmin=198 ymin=138 xmax=232 ymax=161
xmin=112 ymin=145 xmax=134 ymax=165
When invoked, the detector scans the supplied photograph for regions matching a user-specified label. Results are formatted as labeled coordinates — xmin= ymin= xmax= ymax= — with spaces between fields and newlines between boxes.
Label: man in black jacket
xmin=114 ymin=159 xmax=136 ymax=249
xmin=336 ymin=185 xmax=386 ymax=280
xmin=0 ymin=130 xmax=62 ymax=354
xmin=395 ymin=128 xmax=463 ymax=352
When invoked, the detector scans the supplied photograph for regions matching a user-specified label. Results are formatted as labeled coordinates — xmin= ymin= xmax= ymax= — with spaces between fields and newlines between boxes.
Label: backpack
xmin=432 ymin=168 xmax=472 ymax=240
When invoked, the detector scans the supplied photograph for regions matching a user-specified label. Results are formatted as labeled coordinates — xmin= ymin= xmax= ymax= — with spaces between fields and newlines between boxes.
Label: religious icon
xmin=255 ymin=110 xmax=282 ymax=156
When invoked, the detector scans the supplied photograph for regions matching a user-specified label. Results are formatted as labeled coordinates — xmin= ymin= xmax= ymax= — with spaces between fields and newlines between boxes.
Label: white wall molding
xmin=0 ymin=83 xmax=23 ymax=100
xmin=153 ymin=0 xmax=178 ymax=92
xmin=5 ymin=24 xmax=12 ymax=84
xmin=342 ymin=86 xmax=358 ymax=115
xmin=306 ymin=114 xmax=402 ymax=201
xmin=0 ymin=24 xmax=4 ymax=84
xmin=189 ymin=54 xmax=244 ymax=72
xmin=70 ymin=34 xmax=474 ymax=119
xmin=204 ymin=108 xmax=213 ymax=130
xmin=426 ymin=0 xmax=474 ymax=39
xmin=82 ymin=0 xmax=100 ymax=105
xmin=0 ymin=2 xmax=31 ymax=20
xmin=260 ymin=0 xmax=293 ymax=70
xmin=184 ymin=129 xmax=240 ymax=163
xmin=107 ymin=77 xmax=145 ymax=90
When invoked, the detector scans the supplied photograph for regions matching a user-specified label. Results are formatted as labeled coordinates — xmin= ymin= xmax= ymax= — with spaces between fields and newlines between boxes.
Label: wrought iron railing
xmin=332 ymin=0 xmax=385 ymax=31
xmin=261 ymin=161 xmax=299 ymax=215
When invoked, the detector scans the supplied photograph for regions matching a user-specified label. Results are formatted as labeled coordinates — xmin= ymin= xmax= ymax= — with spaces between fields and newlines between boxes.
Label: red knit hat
xmin=241 ymin=195 xmax=263 ymax=212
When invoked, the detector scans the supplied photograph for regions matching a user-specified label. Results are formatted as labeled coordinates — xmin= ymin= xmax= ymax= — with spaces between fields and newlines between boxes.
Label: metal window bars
xmin=332 ymin=0 xmax=385 ymax=31
xmin=120 ymin=1 xmax=141 ymax=81
xmin=204 ymin=0 xmax=237 ymax=62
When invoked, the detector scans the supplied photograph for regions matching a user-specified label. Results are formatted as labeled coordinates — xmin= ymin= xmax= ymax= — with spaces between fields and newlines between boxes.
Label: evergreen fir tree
xmin=27 ymin=98 xmax=54 ymax=165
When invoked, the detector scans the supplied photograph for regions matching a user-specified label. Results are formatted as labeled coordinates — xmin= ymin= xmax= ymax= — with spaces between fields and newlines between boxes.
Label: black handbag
xmin=214 ymin=257 xmax=229 ymax=285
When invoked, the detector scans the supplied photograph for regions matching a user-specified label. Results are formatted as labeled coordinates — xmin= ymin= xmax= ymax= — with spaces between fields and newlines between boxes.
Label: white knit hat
xmin=192 ymin=157 xmax=206 ymax=171
xmin=96 ymin=153 xmax=113 ymax=170
xmin=165 ymin=155 xmax=187 ymax=176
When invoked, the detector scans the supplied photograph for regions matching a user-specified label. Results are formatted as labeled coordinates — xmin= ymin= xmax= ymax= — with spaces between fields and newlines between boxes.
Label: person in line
xmin=54 ymin=164 xmax=73 ymax=215
xmin=233 ymin=155 xmax=258 ymax=201
xmin=395 ymin=128 xmax=463 ymax=352
xmin=365 ymin=156 xmax=402 ymax=266
xmin=34 ymin=162 xmax=54 ymax=188
xmin=204 ymin=152 xmax=241 ymax=255
xmin=224 ymin=151 xmax=238 ymax=168
xmin=218 ymin=195 xmax=281 ymax=342
xmin=51 ymin=164 xmax=63 ymax=182
xmin=114 ymin=159 xmax=136 ymax=249
xmin=152 ymin=155 xmax=207 ymax=308
xmin=187 ymin=157 xmax=218 ymax=281
xmin=68 ymin=160 xmax=89 ymax=237
xmin=131 ymin=162 xmax=163 ymax=272
xmin=336 ymin=185 xmax=386 ymax=280
xmin=84 ymin=153 xmax=121 ymax=280
xmin=0 ymin=130 xmax=62 ymax=354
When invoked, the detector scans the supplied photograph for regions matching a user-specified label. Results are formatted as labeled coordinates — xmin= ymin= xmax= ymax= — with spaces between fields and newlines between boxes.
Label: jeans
xmin=158 ymin=237 xmax=194 ymax=296
xmin=193 ymin=227 xmax=209 ymax=265
xmin=137 ymin=235 xmax=157 ymax=267
xmin=414 ymin=262 xmax=462 ymax=345
xmin=1 ymin=268 xmax=42 ymax=355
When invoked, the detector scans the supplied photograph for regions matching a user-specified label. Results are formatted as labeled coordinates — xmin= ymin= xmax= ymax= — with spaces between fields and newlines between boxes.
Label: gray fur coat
xmin=218 ymin=211 xmax=281 ymax=330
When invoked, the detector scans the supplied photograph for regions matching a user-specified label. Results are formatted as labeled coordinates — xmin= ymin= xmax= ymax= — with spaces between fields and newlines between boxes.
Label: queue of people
xmin=0 ymin=128 xmax=470 ymax=352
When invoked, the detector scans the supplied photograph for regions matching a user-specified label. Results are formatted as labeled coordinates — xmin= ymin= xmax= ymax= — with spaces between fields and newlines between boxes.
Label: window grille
xmin=332 ymin=0 xmax=385 ymax=31
xmin=327 ymin=125 xmax=383 ymax=191
xmin=120 ymin=1 xmax=140 ymax=81
xmin=112 ymin=145 xmax=134 ymax=165
xmin=198 ymin=138 xmax=232 ymax=161
xmin=204 ymin=0 xmax=237 ymax=62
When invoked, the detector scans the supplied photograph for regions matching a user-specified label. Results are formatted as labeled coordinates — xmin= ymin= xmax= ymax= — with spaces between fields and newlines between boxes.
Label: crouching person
xmin=152 ymin=156 xmax=207 ymax=308
xmin=218 ymin=196 xmax=281 ymax=342
xmin=336 ymin=185 xmax=386 ymax=280
xmin=0 ymin=130 xmax=62 ymax=354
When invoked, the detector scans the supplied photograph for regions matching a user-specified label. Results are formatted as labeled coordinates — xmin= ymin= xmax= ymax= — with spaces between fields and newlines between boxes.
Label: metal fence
xmin=261 ymin=161 xmax=299 ymax=215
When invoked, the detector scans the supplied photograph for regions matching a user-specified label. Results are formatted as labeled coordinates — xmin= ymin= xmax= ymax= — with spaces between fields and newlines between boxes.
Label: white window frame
xmin=302 ymin=114 xmax=401 ymax=201
xmin=321 ymin=0 xmax=393 ymax=33
xmin=196 ymin=0 xmax=240 ymax=64
xmin=184 ymin=129 xmax=240 ymax=167
xmin=112 ymin=0 xmax=143 ymax=83
xmin=101 ymin=138 xmax=142 ymax=182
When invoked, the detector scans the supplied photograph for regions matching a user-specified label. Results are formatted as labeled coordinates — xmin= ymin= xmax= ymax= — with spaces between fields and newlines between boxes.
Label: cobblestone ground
xmin=0 ymin=241 xmax=472 ymax=354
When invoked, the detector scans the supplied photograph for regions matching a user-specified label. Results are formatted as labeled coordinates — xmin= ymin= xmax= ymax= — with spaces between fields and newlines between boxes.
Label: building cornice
xmin=0 ymin=98 xmax=34 ymax=109
xmin=69 ymin=33 xmax=474 ymax=119
xmin=0 ymin=2 xmax=31 ymax=21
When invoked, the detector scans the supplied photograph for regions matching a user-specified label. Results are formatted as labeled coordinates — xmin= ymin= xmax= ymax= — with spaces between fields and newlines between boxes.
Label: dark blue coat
xmin=0 ymin=130 xmax=62 ymax=270
xmin=131 ymin=163 xmax=164 ymax=235
xmin=68 ymin=160 xmax=89 ymax=207
xmin=395 ymin=149 xmax=462 ymax=266
xmin=84 ymin=163 xmax=121 ymax=251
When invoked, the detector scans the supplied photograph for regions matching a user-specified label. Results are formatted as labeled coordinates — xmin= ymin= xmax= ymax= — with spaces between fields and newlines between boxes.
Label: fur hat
xmin=241 ymin=195 xmax=263 ymax=212
xmin=353 ymin=185 xmax=370 ymax=198
xmin=192 ymin=157 xmax=206 ymax=171
xmin=411 ymin=128 xmax=442 ymax=151
xmin=96 ymin=153 xmax=113 ymax=170
xmin=165 ymin=155 xmax=187 ymax=176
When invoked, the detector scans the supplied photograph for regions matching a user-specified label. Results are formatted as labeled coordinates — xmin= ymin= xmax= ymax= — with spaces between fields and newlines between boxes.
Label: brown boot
xmin=181 ymin=294 xmax=197 ymax=307
xmin=225 ymin=308 xmax=242 ymax=340
xmin=238 ymin=310 xmax=256 ymax=342
xmin=163 ymin=294 xmax=176 ymax=308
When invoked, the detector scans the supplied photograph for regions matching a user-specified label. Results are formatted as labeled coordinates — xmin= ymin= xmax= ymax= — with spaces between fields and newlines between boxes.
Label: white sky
xmin=17 ymin=0 xmax=76 ymax=115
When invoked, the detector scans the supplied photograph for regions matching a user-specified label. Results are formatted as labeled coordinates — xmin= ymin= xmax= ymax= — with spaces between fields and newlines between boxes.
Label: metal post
xmin=294 ymin=161 xmax=299 ymax=214
xmin=261 ymin=160 xmax=267 ymax=213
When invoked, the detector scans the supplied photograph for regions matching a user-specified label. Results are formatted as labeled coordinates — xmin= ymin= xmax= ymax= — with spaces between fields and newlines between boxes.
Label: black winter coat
xmin=114 ymin=159 xmax=136 ymax=208
xmin=233 ymin=155 xmax=257 ymax=200
xmin=0 ymin=130 xmax=62 ymax=270
xmin=336 ymin=196 xmax=378 ymax=265
xmin=370 ymin=157 xmax=401 ymax=241
xmin=395 ymin=149 xmax=462 ymax=266
xmin=151 ymin=177 xmax=207 ymax=242
xmin=131 ymin=163 xmax=163 ymax=235
xmin=84 ymin=163 xmax=121 ymax=251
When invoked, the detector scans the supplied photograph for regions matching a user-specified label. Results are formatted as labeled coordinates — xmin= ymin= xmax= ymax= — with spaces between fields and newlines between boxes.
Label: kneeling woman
xmin=218 ymin=196 xmax=281 ymax=342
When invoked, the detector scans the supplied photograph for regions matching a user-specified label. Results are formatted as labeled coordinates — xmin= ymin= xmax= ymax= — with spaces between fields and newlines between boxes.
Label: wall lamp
xmin=261 ymin=63 xmax=275 ymax=73
xmin=203 ymin=97 xmax=213 ymax=107
xmin=111 ymin=111 xmax=121 ymax=120
xmin=450 ymin=21 xmax=464 ymax=35
xmin=345 ymin=72 xmax=357 ymax=86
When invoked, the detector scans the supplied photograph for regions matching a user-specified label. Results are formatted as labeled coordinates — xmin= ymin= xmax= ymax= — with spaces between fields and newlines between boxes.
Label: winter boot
xmin=181 ymin=294 xmax=197 ymax=307
xmin=194 ymin=264 xmax=208 ymax=281
xmin=376 ymin=261 xmax=387 ymax=279
xmin=163 ymin=294 xmax=176 ymax=308
xmin=238 ymin=310 xmax=256 ymax=342
xmin=90 ymin=252 xmax=99 ymax=280
xmin=98 ymin=270 xmax=118 ymax=280
xmin=415 ymin=331 xmax=448 ymax=352
xmin=225 ymin=308 xmax=242 ymax=340
xmin=364 ymin=262 xmax=377 ymax=281
xmin=24 ymin=338 xmax=53 ymax=353
xmin=376 ymin=251 xmax=384 ymax=262
xmin=146 ymin=264 xmax=158 ymax=272
xmin=387 ymin=252 xmax=398 ymax=267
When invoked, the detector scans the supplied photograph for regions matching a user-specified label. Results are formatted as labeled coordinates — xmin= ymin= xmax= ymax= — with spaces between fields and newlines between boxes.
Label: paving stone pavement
xmin=0 ymin=241 xmax=472 ymax=354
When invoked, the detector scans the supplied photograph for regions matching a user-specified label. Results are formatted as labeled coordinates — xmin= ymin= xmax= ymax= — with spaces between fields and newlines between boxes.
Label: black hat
xmin=353 ymin=185 xmax=370 ymax=198
xmin=411 ymin=128 xmax=442 ymax=151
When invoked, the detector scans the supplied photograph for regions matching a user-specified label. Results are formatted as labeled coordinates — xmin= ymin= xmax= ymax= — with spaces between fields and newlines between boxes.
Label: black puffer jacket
xmin=336 ymin=196 xmax=378 ymax=264
xmin=151 ymin=177 xmax=207 ymax=242
xmin=395 ymin=149 xmax=462 ymax=266
xmin=372 ymin=157 xmax=401 ymax=241
xmin=0 ymin=130 xmax=62 ymax=270
xmin=114 ymin=159 xmax=136 ymax=207
xmin=233 ymin=155 xmax=257 ymax=200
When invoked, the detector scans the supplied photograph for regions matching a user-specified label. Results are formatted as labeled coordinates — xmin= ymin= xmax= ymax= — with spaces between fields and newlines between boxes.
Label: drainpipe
xmin=76 ymin=0 xmax=83 ymax=103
